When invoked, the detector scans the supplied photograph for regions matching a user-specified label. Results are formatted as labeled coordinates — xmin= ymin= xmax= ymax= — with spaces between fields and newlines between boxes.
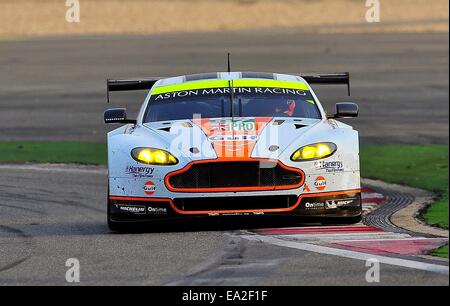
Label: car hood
xmin=141 ymin=117 xmax=329 ymax=161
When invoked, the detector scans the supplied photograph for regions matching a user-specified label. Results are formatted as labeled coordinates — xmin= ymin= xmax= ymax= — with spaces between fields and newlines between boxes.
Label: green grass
xmin=432 ymin=245 xmax=449 ymax=259
xmin=0 ymin=141 xmax=107 ymax=165
xmin=360 ymin=144 xmax=449 ymax=229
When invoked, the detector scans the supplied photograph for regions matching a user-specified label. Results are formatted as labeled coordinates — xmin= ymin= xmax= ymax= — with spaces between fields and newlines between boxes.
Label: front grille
xmin=174 ymin=195 xmax=298 ymax=211
xmin=167 ymin=161 xmax=303 ymax=190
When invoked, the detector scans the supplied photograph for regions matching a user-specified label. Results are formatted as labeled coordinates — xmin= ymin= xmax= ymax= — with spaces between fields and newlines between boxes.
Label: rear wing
xmin=300 ymin=72 xmax=351 ymax=96
xmin=106 ymin=72 xmax=351 ymax=103
xmin=107 ymin=79 xmax=159 ymax=103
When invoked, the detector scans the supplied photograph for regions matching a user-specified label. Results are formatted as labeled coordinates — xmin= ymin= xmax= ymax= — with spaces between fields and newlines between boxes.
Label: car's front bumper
xmin=108 ymin=189 xmax=362 ymax=222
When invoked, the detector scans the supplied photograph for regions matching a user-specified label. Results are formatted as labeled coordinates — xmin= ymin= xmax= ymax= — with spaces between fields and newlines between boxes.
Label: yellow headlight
xmin=137 ymin=149 xmax=153 ymax=163
xmin=153 ymin=150 xmax=167 ymax=164
xmin=301 ymin=146 xmax=317 ymax=159
xmin=132 ymin=148 xmax=178 ymax=165
xmin=291 ymin=143 xmax=337 ymax=161
xmin=316 ymin=144 xmax=332 ymax=157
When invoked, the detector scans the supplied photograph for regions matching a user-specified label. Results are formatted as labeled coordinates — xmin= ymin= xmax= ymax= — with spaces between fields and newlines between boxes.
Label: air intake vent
xmin=173 ymin=195 xmax=298 ymax=211
xmin=166 ymin=161 xmax=304 ymax=192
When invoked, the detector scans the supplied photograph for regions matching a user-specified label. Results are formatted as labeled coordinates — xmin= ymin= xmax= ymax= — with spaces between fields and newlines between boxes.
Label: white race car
xmin=104 ymin=72 xmax=361 ymax=231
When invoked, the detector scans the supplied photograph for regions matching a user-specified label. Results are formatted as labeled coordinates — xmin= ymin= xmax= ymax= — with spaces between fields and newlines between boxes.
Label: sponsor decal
xmin=153 ymin=87 xmax=308 ymax=101
xmin=116 ymin=205 xmax=146 ymax=214
xmin=147 ymin=206 xmax=168 ymax=215
xmin=315 ymin=161 xmax=344 ymax=173
xmin=210 ymin=118 xmax=256 ymax=132
xmin=194 ymin=117 xmax=271 ymax=158
xmin=314 ymin=176 xmax=327 ymax=191
xmin=305 ymin=202 xmax=325 ymax=210
xmin=144 ymin=181 xmax=156 ymax=196
xmin=325 ymin=198 xmax=358 ymax=209
xmin=208 ymin=134 xmax=258 ymax=142
xmin=232 ymin=119 xmax=256 ymax=131
xmin=208 ymin=118 xmax=258 ymax=143
xmin=126 ymin=165 xmax=155 ymax=178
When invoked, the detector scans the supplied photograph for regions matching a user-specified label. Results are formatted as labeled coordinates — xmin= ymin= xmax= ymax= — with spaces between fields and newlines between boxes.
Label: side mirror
xmin=104 ymin=108 xmax=137 ymax=124
xmin=329 ymin=102 xmax=359 ymax=118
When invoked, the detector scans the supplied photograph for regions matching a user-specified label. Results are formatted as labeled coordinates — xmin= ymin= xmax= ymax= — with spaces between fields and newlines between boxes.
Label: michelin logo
xmin=117 ymin=205 xmax=146 ymax=214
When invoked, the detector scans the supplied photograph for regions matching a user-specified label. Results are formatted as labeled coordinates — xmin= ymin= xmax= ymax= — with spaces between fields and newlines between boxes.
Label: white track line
xmin=257 ymin=225 xmax=373 ymax=231
xmin=240 ymin=235 xmax=449 ymax=275
xmin=273 ymin=233 xmax=411 ymax=242
xmin=331 ymin=237 xmax=447 ymax=243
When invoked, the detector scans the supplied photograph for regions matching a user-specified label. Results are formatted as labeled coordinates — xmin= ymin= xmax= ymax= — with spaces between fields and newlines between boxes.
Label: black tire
xmin=321 ymin=214 xmax=362 ymax=225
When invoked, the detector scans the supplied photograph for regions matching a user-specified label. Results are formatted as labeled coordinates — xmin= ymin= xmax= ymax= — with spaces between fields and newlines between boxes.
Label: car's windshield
xmin=143 ymin=83 xmax=322 ymax=123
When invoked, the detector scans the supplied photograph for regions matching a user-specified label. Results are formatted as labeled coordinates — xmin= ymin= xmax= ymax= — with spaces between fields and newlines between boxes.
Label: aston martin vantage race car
xmin=104 ymin=71 xmax=361 ymax=231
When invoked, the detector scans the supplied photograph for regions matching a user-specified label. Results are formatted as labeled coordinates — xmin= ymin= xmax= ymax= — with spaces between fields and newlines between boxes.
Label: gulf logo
xmin=144 ymin=181 xmax=156 ymax=196
xmin=314 ymin=176 xmax=327 ymax=191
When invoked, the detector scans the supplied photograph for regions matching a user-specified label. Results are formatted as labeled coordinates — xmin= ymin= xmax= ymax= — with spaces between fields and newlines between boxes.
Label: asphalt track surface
xmin=0 ymin=31 xmax=448 ymax=144
xmin=0 ymin=165 xmax=448 ymax=285
xmin=0 ymin=31 xmax=448 ymax=286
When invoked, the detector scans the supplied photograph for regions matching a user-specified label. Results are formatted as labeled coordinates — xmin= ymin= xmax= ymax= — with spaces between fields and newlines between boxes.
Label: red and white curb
xmin=240 ymin=234 xmax=449 ymax=274
xmin=252 ymin=225 xmax=448 ymax=256
xmin=239 ymin=187 xmax=449 ymax=274
xmin=361 ymin=186 xmax=385 ymax=215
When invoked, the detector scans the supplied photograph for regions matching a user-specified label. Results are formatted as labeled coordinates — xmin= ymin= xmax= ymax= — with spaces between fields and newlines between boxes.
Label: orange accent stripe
xmin=193 ymin=117 xmax=272 ymax=159
xmin=164 ymin=158 xmax=305 ymax=193
xmin=109 ymin=196 xmax=171 ymax=203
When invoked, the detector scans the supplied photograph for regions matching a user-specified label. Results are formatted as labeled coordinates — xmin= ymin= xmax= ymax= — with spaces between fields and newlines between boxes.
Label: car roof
xmin=155 ymin=72 xmax=308 ymax=88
